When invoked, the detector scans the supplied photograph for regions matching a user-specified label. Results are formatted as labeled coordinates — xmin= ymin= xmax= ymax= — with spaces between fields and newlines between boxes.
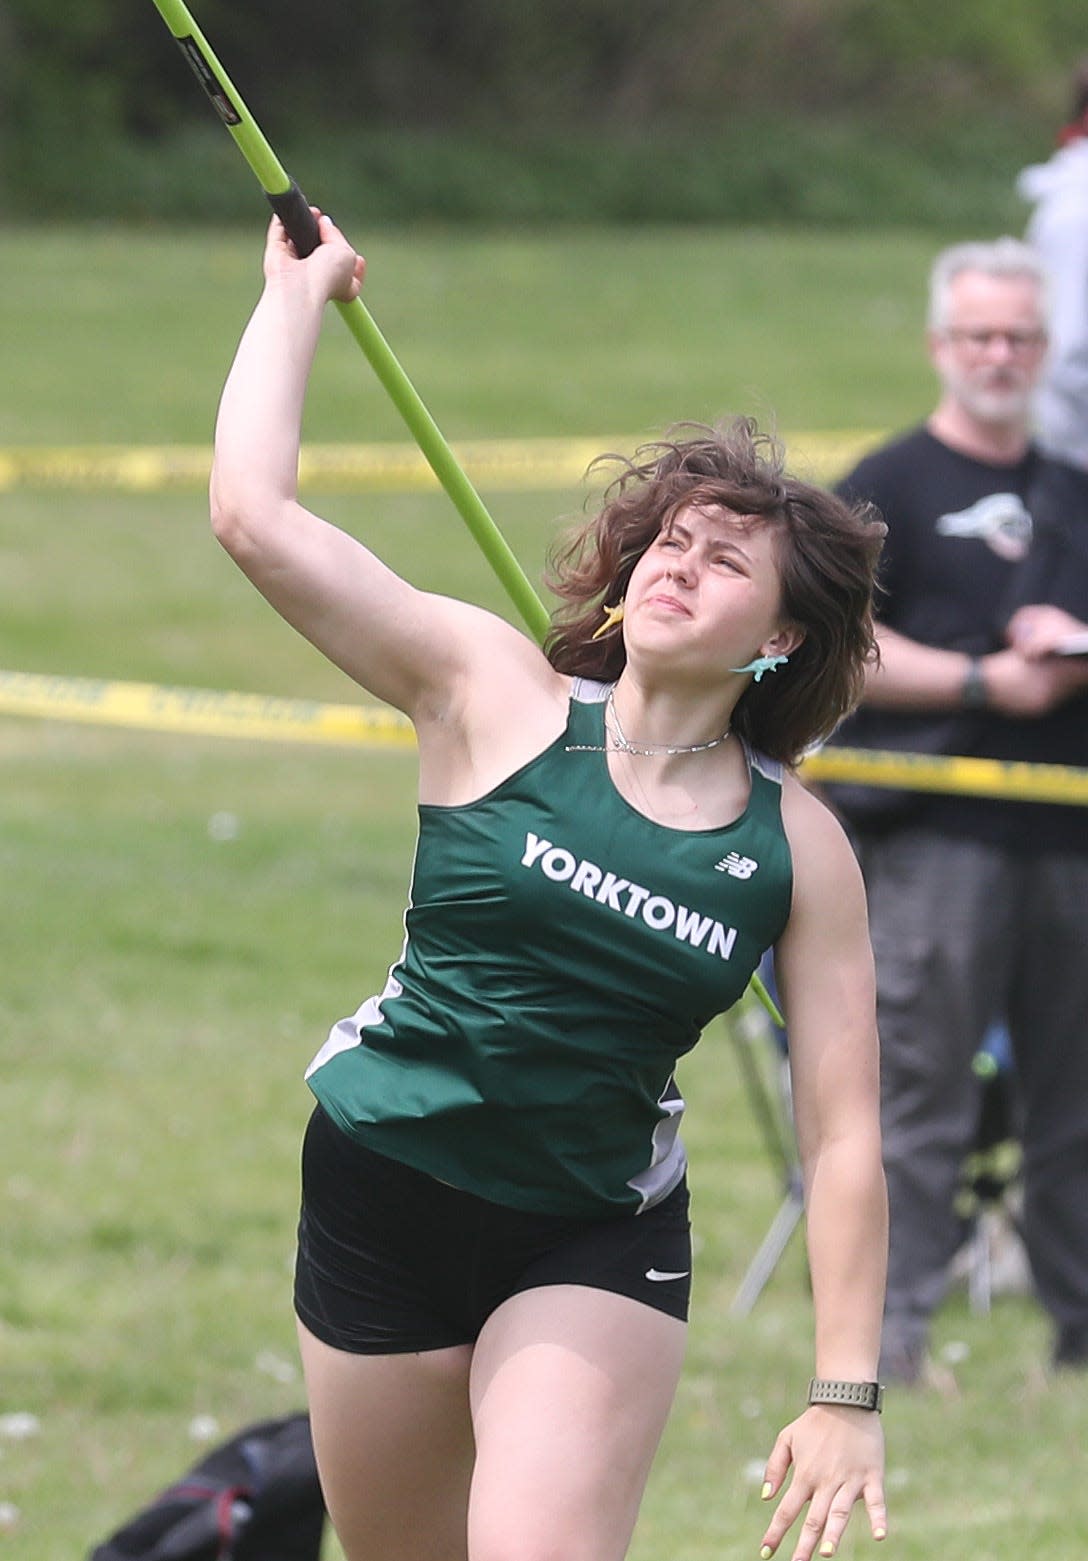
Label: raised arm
xmin=757 ymin=777 xmax=888 ymax=1561
xmin=209 ymin=213 xmax=521 ymax=722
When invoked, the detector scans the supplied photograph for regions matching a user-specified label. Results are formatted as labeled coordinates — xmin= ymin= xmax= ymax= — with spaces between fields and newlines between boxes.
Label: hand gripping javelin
xmin=145 ymin=0 xmax=783 ymax=1028
xmin=147 ymin=0 xmax=551 ymax=645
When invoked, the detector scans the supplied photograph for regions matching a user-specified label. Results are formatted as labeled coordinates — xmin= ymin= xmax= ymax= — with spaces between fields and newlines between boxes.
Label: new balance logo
xmin=715 ymin=853 xmax=758 ymax=879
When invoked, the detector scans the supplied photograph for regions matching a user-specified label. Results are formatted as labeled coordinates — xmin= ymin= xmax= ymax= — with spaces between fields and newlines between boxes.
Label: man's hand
xmin=1005 ymin=603 xmax=1088 ymax=660
xmin=978 ymin=644 xmax=1088 ymax=716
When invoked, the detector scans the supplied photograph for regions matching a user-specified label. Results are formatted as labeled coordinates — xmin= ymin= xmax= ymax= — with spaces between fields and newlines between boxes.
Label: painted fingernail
xmin=874 ymin=1528 xmax=887 ymax=1542
xmin=820 ymin=1544 xmax=835 ymax=1558
xmin=760 ymin=1547 xmax=773 ymax=1560
xmin=760 ymin=1482 xmax=773 ymax=1500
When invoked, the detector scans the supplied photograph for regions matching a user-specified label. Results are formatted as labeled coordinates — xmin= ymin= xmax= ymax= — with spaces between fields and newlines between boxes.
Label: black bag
xmin=88 ymin=1413 xmax=325 ymax=1561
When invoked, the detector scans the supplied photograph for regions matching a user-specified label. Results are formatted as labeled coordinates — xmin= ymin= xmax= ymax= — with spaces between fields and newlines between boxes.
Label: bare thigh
xmin=467 ymin=1284 xmax=687 ymax=1561
xmin=297 ymin=1319 xmax=476 ymax=1561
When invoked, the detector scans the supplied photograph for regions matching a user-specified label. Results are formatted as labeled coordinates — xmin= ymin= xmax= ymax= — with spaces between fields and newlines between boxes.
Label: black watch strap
xmin=962 ymin=656 xmax=988 ymax=709
xmin=808 ymin=1377 xmax=884 ymax=1412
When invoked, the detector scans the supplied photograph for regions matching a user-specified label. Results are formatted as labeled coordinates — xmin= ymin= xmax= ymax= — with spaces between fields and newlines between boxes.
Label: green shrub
xmin=2 ymin=114 xmax=1042 ymax=229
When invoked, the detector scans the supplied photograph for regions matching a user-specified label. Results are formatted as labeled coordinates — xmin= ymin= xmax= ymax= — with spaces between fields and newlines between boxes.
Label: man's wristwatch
xmin=807 ymin=1378 xmax=884 ymax=1413
xmin=961 ymin=656 xmax=988 ymax=709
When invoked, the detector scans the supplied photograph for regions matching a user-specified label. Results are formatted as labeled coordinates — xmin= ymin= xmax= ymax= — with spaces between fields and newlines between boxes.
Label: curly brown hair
xmin=543 ymin=419 xmax=886 ymax=765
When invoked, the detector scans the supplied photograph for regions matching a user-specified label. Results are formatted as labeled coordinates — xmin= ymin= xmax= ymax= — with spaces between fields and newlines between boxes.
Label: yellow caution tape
xmin=3 ymin=669 xmax=1087 ymax=804
xmin=802 ymin=746 xmax=1088 ymax=806
xmin=0 ymin=431 xmax=885 ymax=494
xmin=0 ymin=446 xmax=212 ymax=492
xmin=0 ymin=670 xmax=413 ymax=749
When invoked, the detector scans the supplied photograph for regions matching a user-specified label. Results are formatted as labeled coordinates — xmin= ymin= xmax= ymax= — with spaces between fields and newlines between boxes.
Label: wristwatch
xmin=961 ymin=656 xmax=988 ymax=710
xmin=808 ymin=1378 xmax=884 ymax=1413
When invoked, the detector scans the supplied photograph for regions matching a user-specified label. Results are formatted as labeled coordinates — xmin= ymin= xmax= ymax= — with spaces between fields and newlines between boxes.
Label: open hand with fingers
xmin=758 ymin=1405 xmax=887 ymax=1561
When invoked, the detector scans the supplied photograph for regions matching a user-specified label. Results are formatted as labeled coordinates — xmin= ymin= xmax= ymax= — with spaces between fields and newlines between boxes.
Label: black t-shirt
xmin=829 ymin=424 xmax=1088 ymax=851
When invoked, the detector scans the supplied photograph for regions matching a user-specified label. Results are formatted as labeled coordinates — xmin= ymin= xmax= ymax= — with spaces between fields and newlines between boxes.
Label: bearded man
xmin=827 ymin=238 xmax=1088 ymax=1384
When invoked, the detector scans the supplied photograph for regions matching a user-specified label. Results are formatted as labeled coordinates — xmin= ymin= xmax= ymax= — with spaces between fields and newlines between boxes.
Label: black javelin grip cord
xmin=148 ymin=0 xmax=551 ymax=641
xmin=266 ymin=183 xmax=323 ymax=259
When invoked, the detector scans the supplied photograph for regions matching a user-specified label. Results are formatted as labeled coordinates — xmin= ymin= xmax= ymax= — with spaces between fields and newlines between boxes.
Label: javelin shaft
xmin=148 ymin=0 xmax=551 ymax=644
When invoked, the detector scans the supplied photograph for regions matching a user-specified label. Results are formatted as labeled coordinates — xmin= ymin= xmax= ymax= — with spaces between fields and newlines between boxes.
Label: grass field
xmin=2 ymin=225 xmax=1083 ymax=1560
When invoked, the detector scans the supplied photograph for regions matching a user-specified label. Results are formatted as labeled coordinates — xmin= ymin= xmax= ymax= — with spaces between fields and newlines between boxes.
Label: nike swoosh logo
xmin=645 ymin=1268 xmax=690 ymax=1282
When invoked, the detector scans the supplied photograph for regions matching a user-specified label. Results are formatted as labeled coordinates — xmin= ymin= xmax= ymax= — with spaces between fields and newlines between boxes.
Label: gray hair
xmin=927 ymin=238 xmax=1049 ymax=331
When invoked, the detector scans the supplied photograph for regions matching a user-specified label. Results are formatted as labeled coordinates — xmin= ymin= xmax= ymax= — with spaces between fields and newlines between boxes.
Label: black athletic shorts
xmin=294 ymin=1104 xmax=692 ymax=1354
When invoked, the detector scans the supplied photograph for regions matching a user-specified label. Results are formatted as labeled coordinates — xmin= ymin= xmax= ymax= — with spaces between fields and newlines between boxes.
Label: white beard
xmin=950 ymin=375 xmax=1035 ymax=429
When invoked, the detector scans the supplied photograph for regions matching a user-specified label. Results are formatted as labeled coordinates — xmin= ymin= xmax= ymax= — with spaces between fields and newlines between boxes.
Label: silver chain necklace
xmin=566 ymin=689 xmax=731 ymax=756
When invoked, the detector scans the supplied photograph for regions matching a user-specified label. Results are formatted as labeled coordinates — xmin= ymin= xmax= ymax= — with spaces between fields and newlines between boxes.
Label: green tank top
xmin=306 ymin=679 xmax=793 ymax=1216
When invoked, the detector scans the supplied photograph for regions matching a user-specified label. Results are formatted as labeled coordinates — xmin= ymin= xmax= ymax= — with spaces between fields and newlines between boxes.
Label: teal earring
xmin=730 ymin=652 xmax=789 ymax=682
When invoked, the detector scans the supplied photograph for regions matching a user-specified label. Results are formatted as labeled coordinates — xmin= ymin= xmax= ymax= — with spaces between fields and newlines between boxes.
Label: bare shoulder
xmin=776 ymin=773 xmax=875 ymax=1020
xmin=779 ymin=771 xmax=866 ymax=908
xmin=419 ymin=594 xmax=566 ymax=715
xmin=780 ymin=770 xmax=856 ymax=858
xmin=415 ymin=598 xmax=574 ymax=803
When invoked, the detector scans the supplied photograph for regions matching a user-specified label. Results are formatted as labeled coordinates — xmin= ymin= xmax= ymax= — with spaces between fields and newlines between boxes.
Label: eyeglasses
xmin=941 ymin=327 xmax=1047 ymax=354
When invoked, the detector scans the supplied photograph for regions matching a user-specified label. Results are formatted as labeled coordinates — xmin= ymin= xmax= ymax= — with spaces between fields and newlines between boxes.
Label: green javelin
xmin=147 ymin=0 xmax=781 ymax=1027
xmin=148 ymin=0 xmax=551 ymax=645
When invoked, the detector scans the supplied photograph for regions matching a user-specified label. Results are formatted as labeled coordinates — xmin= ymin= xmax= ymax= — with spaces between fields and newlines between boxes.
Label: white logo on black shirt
xmin=935 ymin=493 xmax=1033 ymax=560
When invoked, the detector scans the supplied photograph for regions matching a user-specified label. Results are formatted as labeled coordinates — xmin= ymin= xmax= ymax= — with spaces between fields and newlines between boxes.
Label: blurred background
xmin=3 ymin=5 xmax=1086 ymax=1560
xmin=2 ymin=0 xmax=1084 ymax=228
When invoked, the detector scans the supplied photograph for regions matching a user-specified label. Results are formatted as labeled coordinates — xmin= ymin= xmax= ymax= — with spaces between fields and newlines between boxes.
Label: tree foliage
xmin=7 ymin=0 xmax=1087 ymax=135
xmin=3 ymin=0 xmax=1086 ymax=220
